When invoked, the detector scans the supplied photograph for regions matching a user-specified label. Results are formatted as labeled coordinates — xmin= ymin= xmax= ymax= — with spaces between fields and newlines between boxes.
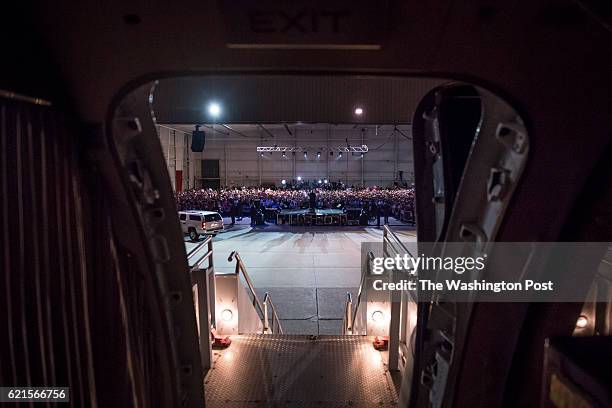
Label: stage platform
xmin=276 ymin=208 xmax=351 ymax=226
xmin=278 ymin=208 xmax=345 ymax=216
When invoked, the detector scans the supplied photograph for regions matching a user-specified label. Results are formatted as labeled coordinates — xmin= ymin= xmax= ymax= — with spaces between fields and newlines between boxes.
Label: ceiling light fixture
xmin=207 ymin=102 xmax=221 ymax=118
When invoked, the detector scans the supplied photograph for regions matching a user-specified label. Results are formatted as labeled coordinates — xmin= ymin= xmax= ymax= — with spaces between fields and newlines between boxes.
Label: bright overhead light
xmin=324 ymin=179 xmax=328 ymax=184
xmin=317 ymin=151 xmax=321 ymax=158
xmin=297 ymin=176 xmax=302 ymax=181
xmin=281 ymin=179 xmax=286 ymax=185
xmin=338 ymin=152 xmax=343 ymax=158
xmin=304 ymin=151 xmax=308 ymax=158
xmin=354 ymin=107 xmax=364 ymax=115
xmin=282 ymin=152 xmax=286 ymax=158
xmin=318 ymin=179 xmax=322 ymax=184
xmin=207 ymin=102 xmax=221 ymax=118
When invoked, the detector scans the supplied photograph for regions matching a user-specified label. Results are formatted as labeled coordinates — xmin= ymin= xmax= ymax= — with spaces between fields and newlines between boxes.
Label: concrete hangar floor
xmin=185 ymin=220 xmax=416 ymax=335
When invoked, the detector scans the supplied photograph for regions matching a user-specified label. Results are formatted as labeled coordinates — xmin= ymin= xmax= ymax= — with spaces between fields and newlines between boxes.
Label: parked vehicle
xmin=179 ymin=210 xmax=224 ymax=241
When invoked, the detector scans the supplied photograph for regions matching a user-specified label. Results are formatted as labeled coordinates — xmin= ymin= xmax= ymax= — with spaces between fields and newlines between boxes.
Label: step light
xmin=221 ymin=309 xmax=234 ymax=322
xmin=371 ymin=310 xmax=384 ymax=322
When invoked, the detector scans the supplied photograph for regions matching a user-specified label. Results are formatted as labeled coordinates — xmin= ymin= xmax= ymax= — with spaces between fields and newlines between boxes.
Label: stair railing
xmin=188 ymin=235 xmax=214 ymax=269
xmin=383 ymin=224 xmax=410 ymax=259
xmin=343 ymin=293 xmax=353 ymax=334
xmin=263 ymin=292 xmax=284 ymax=334
xmin=383 ymin=224 xmax=413 ymax=372
xmin=227 ymin=251 xmax=271 ymax=334
xmin=189 ymin=235 xmax=215 ymax=372
xmin=343 ymin=251 xmax=375 ymax=335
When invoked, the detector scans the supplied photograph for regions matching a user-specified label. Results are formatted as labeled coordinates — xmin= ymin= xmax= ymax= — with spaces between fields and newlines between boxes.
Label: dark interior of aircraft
xmin=1 ymin=1 xmax=612 ymax=407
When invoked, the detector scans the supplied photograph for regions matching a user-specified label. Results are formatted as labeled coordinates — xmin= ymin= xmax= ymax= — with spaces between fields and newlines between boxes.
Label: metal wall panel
xmin=158 ymin=124 xmax=414 ymax=187
xmin=0 ymin=97 xmax=98 ymax=405
xmin=0 ymin=95 xmax=181 ymax=406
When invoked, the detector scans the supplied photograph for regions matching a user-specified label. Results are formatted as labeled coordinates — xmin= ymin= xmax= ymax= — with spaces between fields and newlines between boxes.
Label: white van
xmin=179 ymin=210 xmax=224 ymax=241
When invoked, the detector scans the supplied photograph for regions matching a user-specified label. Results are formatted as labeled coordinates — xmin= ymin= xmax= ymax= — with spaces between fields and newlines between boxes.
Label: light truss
xmin=334 ymin=145 xmax=369 ymax=153
xmin=256 ymin=145 xmax=369 ymax=153
xmin=257 ymin=146 xmax=305 ymax=152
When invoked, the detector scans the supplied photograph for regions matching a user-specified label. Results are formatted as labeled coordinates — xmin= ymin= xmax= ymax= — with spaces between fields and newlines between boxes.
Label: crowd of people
xmin=175 ymin=186 xmax=415 ymax=224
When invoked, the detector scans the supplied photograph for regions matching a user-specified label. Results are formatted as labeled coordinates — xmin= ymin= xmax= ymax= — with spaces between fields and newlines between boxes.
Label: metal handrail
xmin=227 ymin=251 xmax=266 ymax=327
xmin=344 ymin=226 xmax=412 ymax=335
xmin=353 ymin=251 xmax=374 ymax=333
xmin=343 ymin=293 xmax=353 ymax=334
xmin=263 ymin=292 xmax=284 ymax=334
xmin=383 ymin=225 xmax=413 ymax=372
xmin=188 ymin=235 xmax=215 ymax=372
xmin=344 ymin=251 xmax=375 ymax=335
xmin=188 ymin=235 xmax=213 ymax=264
xmin=383 ymin=224 xmax=410 ymax=258
xmin=383 ymin=224 xmax=416 ymax=283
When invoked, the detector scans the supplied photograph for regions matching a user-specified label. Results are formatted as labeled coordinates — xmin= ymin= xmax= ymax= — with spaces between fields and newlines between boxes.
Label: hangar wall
xmin=156 ymin=124 xmax=413 ymax=190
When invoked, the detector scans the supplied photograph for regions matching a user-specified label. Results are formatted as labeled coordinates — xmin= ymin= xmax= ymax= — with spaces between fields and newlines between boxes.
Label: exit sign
xmin=220 ymin=0 xmax=388 ymax=49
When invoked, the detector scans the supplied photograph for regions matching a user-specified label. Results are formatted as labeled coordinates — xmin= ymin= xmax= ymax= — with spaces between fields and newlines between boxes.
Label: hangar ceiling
xmin=164 ymin=123 xmax=412 ymax=140
xmin=152 ymin=76 xmax=444 ymax=124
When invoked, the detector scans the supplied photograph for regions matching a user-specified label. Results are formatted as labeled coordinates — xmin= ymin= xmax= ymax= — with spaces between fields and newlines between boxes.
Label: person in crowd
xmin=250 ymin=203 xmax=257 ymax=226
xmin=230 ymin=200 xmax=237 ymax=225
xmin=383 ymin=201 xmax=391 ymax=224
xmin=309 ymin=190 xmax=317 ymax=213
xmin=237 ymin=200 xmax=243 ymax=221
xmin=371 ymin=201 xmax=381 ymax=227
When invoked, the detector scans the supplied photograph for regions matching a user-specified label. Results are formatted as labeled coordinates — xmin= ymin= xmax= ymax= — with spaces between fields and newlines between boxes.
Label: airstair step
xmin=205 ymin=334 xmax=399 ymax=407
